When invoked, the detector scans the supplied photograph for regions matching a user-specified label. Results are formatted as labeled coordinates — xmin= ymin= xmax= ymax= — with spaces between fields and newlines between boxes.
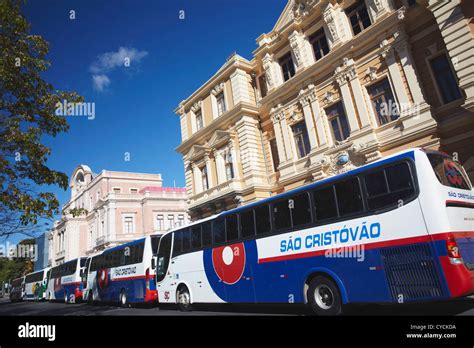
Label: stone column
xmin=263 ymin=53 xmax=282 ymax=91
xmin=279 ymin=112 xmax=295 ymax=160
xmin=348 ymin=72 xmax=372 ymax=128
xmin=380 ymin=40 xmax=411 ymax=108
xmin=392 ymin=34 xmax=426 ymax=104
xmin=323 ymin=3 xmax=352 ymax=48
xmin=204 ymin=154 xmax=214 ymax=188
xmin=230 ymin=69 xmax=252 ymax=105
xmin=192 ymin=163 xmax=202 ymax=194
xmin=299 ymin=90 xmax=318 ymax=149
xmin=214 ymin=150 xmax=226 ymax=184
xmin=308 ymin=89 xmax=327 ymax=146
xmin=288 ymin=30 xmax=313 ymax=70
xmin=336 ymin=72 xmax=360 ymax=133
xmin=270 ymin=108 xmax=287 ymax=162
xmin=365 ymin=0 xmax=393 ymax=24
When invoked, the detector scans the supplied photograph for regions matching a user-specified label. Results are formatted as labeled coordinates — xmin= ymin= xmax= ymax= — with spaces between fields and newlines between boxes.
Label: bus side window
xmin=273 ymin=200 xmax=291 ymax=231
xmin=255 ymin=205 xmax=271 ymax=235
xmin=226 ymin=215 xmax=239 ymax=242
xmin=290 ymin=192 xmax=312 ymax=227
xmin=202 ymin=222 xmax=212 ymax=247
xmin=191 ymin=226 xmax=202 ymax=249
xmin=365 ymin=162 xmax=415 ymax=210
xmin=182 ymin=229 xmax=191 ymax=253
xmin=313 ymin=186 xmax=338 ymax=221
xmin=212 ymin=218 xmax=225 ymax=244
xmin=172 ymin=231 xmax=182 ymax=257
xmin=240 ymin=210 xmax=255 ymax=238
xmin=335 ymin=178 xmax=363 ymax=216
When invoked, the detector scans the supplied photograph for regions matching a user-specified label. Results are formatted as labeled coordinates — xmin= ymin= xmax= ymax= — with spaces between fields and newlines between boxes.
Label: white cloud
xmin=92 ymin=74 xmax=111 ymax=92
xmin=90 ymin=47 xmax=148 ymax=74
xmin=89 ymin=47 xmax=148 ymax=92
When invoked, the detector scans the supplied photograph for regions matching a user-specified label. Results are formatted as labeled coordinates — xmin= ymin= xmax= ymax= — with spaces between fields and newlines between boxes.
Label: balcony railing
xmin=189 ymin=179 xmax=242 ymax=209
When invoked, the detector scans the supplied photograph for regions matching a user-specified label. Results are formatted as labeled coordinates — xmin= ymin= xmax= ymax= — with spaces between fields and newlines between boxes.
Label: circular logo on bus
xmin=211 ymin=243 xmax=246 ymax=285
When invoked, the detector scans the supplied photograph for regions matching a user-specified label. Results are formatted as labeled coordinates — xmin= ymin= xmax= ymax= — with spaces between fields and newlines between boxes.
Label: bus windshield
xmin=427 ymin=153 xmax=471 ymax=190
xmin=156 ymin=233 xmax=172 ymax=283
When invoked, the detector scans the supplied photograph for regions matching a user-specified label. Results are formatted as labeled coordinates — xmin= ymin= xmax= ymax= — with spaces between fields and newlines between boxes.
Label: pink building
xmin=48 ymin=165 xmax=188 ymax=266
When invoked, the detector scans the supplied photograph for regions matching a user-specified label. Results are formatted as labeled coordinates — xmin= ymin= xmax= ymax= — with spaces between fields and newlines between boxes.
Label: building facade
xmin=49 ymin=165 xmax=188 ymax=266
xmin=176 ymin=0 xmax=474 ymax=221
xmin=33 ymin=231 xmax=50 ymax=271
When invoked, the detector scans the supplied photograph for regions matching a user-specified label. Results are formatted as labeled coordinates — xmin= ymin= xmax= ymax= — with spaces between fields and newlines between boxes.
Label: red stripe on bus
xmin=446 ymin=200 xmax=474 ymax=209
xmin=258 ymin=231 xmax=474 ymax=264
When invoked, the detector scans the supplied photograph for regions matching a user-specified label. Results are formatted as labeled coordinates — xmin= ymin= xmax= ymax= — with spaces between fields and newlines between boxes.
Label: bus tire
xmin=177 ymin=285 xmax=192 ymax=312
xmin=120 ymin=289 xmax=129 ymax=308
xmin=307 ymin=275 xmax=342 ymax=316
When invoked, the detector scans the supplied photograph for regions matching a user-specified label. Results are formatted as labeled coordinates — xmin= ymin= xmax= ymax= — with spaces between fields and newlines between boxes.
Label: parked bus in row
xmin=83 ymin=234 xmax=161 ymax=306
xmin=24 ymin=268 xmax=50 ymax=301
xmin=154 ymin=149 xmax=474 ymax=315
xmin=47 ymin=258 xmax=86 ymax=303
xmin=9 ymin=277 xmax=25 ymax=302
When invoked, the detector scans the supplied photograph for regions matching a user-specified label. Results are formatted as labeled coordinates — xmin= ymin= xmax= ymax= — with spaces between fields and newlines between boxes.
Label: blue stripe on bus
xmin=220 ymin=151 xmax=416 ymax=217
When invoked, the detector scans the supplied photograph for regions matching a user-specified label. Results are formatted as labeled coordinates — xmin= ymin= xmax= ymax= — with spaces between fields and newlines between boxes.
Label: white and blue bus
xmin=24 ymin=268 xmax=50 ymax=301
xmin=155 ymin=148 xmax=474 ymax=315
xmin=83 ymin=234 xmax=161 ymax=306
xmin=47 ymin=258 xmax=86 ymax=303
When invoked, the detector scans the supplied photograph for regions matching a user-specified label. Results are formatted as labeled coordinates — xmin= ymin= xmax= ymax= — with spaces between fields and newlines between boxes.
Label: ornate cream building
xmin=176 ymin=0 xmax=474 ymax=220
xmin=48 ymin=165 xmax=188 ymax=266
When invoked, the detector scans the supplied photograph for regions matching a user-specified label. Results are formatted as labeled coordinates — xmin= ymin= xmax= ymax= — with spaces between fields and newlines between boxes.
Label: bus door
xmin=155 ymin=233 xmax=173 ymax=303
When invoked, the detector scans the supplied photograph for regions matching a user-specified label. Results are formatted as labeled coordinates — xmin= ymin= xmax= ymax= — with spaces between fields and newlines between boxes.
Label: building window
xmin=429 ymin=54 xmax=462 ymax=104
xmin=124 ymin=216 xmax=133 ymax=234
xmin=195 ymin=109 xmax=203 ymax=131
xmin=367 ymin=78 xmax=399 ymax=125
xmin=310 ymin=29 xmax=329 ymax=61
xmin=201 ymin=166 xmax=209 ymax=191
xmin=325 ymin=102 xmax=350 ymax=142
xmin=130 ymin=188 xmax=138 ymax=194
xmin=258 ymin=74 xmax=268 ymax=98
xmin=292 ymin=122 xmax=311 ymax=158
xmin=167 ymin=215 xmax=175 ymax=229
xmin=177 ymin=214 xmax=185 ymax=227
xmin=113 ymin=188 xmax=121 ymax=194
xmin=406 ymin=0 xmax=417 ymax=7
xmin=225 ymin=152 xmax=234 ymax=180
xmin=346 ymin=1 xmax=371 ymax=36
xmin=216 ymin=92 xmax=226 ymax=116
xmin=279 ymin=52 xmax=296 ymax=82
xmin=156 ymin=215 xmax=164 ymax=230
xmin=269 ymin=138 xmax=280 ymax=172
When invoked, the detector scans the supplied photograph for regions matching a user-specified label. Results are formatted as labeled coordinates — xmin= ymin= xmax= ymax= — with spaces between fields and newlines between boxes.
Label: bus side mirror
xmin=151 ymin=258 xmax=156 ymax=270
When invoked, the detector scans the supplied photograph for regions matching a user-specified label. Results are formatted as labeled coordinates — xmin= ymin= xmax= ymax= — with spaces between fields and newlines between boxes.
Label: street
xmin=0 ymin=296 xmax=473 ymax=316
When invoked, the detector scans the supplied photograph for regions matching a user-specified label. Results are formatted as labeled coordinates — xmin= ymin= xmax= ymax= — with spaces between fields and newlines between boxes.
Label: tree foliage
xmin=0 ymin=0 xmax=83 ymax=235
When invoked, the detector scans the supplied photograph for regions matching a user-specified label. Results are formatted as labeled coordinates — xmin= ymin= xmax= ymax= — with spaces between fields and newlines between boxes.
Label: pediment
xmin=187 ymin=144 xmax=209 ymax=161
xmin=208 ymin=129 xmax=234 ymax=149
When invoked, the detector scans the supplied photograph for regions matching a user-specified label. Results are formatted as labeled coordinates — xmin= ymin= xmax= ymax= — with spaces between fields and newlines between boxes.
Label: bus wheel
xmin=120 ymin=290 xmax=129 ymax=308
xmin=307 ymin=275 xmax=342 ymax=316
xmin=177 ymin=286 xmax=192 ymax=312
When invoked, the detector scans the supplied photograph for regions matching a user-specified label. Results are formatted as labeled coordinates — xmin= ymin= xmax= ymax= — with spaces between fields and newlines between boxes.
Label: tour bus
xmin=24 ymin=268 xmax=50 ymax=301
xmin=154 ymin=148 xmax=474 ymax=315
xmin=47 ymin=257 xmax=86 ymax=303
xmin=83 ymin=234 xmax=161 ymax=306
xmin=9 ymin=277 xmax=25 ymax=302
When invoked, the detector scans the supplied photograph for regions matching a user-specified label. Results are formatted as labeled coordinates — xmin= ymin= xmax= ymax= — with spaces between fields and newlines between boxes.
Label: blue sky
xmin=15 ymin=0 xmax=287 ymax=240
